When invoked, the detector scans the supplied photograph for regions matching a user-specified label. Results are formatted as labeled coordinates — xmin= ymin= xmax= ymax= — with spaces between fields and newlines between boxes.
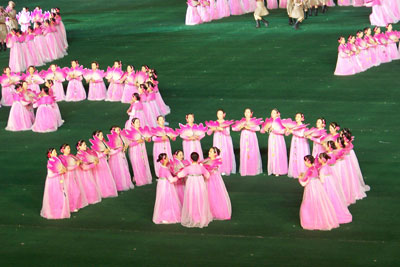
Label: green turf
xmin=0 ymin=1 xmax=399 ymax=266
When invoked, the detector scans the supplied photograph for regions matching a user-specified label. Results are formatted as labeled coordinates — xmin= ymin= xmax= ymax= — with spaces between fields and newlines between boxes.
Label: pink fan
xmin=140 ymin=126 xmax=153 ymax=140
xmin=292 ymin=123 xmax=309 ymax=131
xmin=89 ymin=135 xmax=108 ymax=152
xmin=47 ymin=157 xmax=66 ymax=174
xmin=192 ymin=123 xmax=207 ymax=137
xmin=304 ymin=128 xmax=325 ymax=138
xmin=166 ymin=128 xmax=178 ymax=140
xmin=220 ymin=120 xmax=235 ymax=128
xmin=232 ymin=118 xmax=247 ymax=131
xmin=205 ymin=120 xmax=219 ymax=128
xmin=178 ymin=123 xmax=194 ymax=137
xmin=134 ymin=71 xmax=148 ymax=85
xmin=121 ymin=128 xmax=142 ymax=142
xmin=106 ymin=131 xmax=124 ymax=150
xmin=281 ymin=118 xmax=297 ymax=129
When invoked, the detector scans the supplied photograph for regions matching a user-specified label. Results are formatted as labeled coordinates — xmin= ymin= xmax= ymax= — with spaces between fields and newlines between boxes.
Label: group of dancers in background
xmin=368 ymin=0 xmax=400 ymax=27
xmin=41 ymin=108 xmax=369 ymax=230
xmin=335 ymin=24 xmax=400 ymax=76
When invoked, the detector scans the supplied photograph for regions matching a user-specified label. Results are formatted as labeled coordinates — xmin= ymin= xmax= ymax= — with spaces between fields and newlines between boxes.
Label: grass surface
xmin=0 ymin=1 xmax=399 ymax=266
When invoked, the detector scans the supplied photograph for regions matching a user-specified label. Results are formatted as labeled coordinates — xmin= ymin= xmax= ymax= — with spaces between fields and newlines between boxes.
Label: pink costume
xmin=84 ymin=69 xmax=107 ymax=101
xmin=299 ymin=165 xmax=339 ymax=230
xmin=347 ymin=43 xmax=364 ymax=73
xmin=50 ymin=23 xmax=67 ymax=58
xmin=33 ymin=27 xmax=51 ymax=63
xmin=6 ymin=34 xmax=25 ymax=73
xmin=198 ymin=0 xmax=212 ymax=22
xmin=342 ymin=144 xmax=367 ymax=201
xmin=151 ymin=126 xmax=176 ymax=177
xmin=374 ymin=33 xmax=391 ymax=64
xmin=288 ymin=125 xmax=310 ymax=178
xmin=232 ymin=118 xmax=263 ymax=176
xmin=147 ymin=90 xmax=162 ymax=117
xmin=319 ymin=164 xmax=352 ymax=224
xmin=125 ymin=100 xmax=149 ymax=129
xmin=178 ymin=163 xmax=213 ymax=228
xmin=206 ymin=120 xmax=236 ymax=175
xmin=40 ymin=157 xmax=70 ymax=219
xmin=279 ymin=0 xmax=288 ymax=8
xmin=105 ymin=67 xmax=124 ymax=102
xmin=140 ymin=92 xmax=157 ymax=127
xmin=19 ymin=34 xmax=36 ymax=69
xmin=89 ymin=137 xmax=118 ymax=198
xmin=209 ymin=0 xmax=220 ymax=20
xmin=59 ymin=154 xmax=89 ymax=212
xmin=5 ymin=90 xmax=34 ymax=131
xmin=202 ymin=157 xmax=232 ymax=220
xmin=171 ymin=157 xmax=189 ymax=204
xmin=64 ymin=66 xmax=86 ymax=102
xmin=186 ymin=0 xmax=203 ymax=25
xmin=326 ymin=0 xmax=336 ymax=6
xmin=41 ymin=68 xmax=66 ymax=101
xmin=216 ymin=0 xmax=231 ymax=18
xmin=229 ymin=0 xmax=245 ymax=15
xmin=353 ymin=0 xmax=365 ymax=6
xmin=153 ymin=165 xmax=182 ymax=224
xmin=355 ymin=37 xmax=374 ymax=70
xmin=348 ymin=143 xmax=370 ymax=193
xmin=267 ymin=0 xmax=278 ymax=9
xmin=385 ymin=31 xmax=400 ymax=60
xmin=42 ymin=25 xmax=58 ymax=60
xmin=0 ymin=73 xmax=19 ymax=106
xmin=152 ymin=83 xmax=170 ymax=116
xmin=25 ymin=32 xmax=42 ymax=66
xmin=122 ymin=127 xmax=153 ymax=186
xmin=334 ymin=44 xmax=357 ymax=76
xmin=179 ymin=123 xmax=207 ymax=162
xmin=55 ymin=15 xmax=68 ymax=50
xmin=121 ymin=71 xmax=138 ymax=103
xmin=364 ymin=34 xmax=381 ymax=66
xmin=76 ymin=150 xmax=102 ymax=204
xmin=333 ymin=148 xmax=356 ymax=205
xmin=106 ymin=131 xmax=135 ymax=191
xmin=32 ymin=95 xmax=60 ymax=133
xmin=23 ymin=72 xmax=44 ymax=94
xmin=369 ymin=0 xmax=400 ymax=26
xmin=337 ymin=0 xmax=351 ymax=6
xmin=266 ymin=118 xmax=288 ymax=176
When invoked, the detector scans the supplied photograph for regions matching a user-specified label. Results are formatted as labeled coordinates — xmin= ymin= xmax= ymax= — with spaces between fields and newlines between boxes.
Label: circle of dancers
xmin=334 ymin=24 xmax=400 ymax=76
xmin=41 ymin=108 xmax=369 ymax=231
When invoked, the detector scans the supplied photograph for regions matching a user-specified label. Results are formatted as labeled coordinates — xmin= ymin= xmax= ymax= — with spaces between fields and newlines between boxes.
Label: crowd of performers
xmin=4 ymin=6 xmax=68 ymax=73
xmin=41 ymin=108 xmax=369 ymax=230
xmin=367 ymin=0 xmax=400 ymax=27
xmin=334 ymin=24 xmax=400 ymax=76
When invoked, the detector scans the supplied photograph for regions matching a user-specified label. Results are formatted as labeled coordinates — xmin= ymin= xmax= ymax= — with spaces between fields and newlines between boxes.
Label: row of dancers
xmin=7 ymin=9 xmax=68 ymax=73
xmin=16 ymin=7 xmax=60 ymax=32
xmin=334 ymin=25 xmax=400 ymax=76
xmin=368 ymin=0 xmax=400 ymax=27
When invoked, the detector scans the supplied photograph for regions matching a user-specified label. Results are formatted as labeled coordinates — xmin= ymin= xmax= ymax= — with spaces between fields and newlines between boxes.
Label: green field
xmin=0 ymin=1 xmax=399 ymax=266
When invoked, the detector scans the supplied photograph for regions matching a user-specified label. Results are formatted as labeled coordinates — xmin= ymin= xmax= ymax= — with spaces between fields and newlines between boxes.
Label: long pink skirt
xmin=267 ymin=0 xmax=278 ymax=9
xmin=76 ymin=168 xmax=102 ymax=204
xmin=129 ymin=143 xmax=153 ymax=186
xmin=1 ymin=85 xmax=15 ymax=106
xmin=9 ymin=43 xmax=25 ymax=73
xmin=207 ymin=171 xmax=232 ymax=220
xmin=268 ymin=133 xmax=288 ymax=176
xmin=181 ymin=175 xmax=213 ymax=228
xmin=154 ymin=91 xmax=170 ymax=116
xmin=279 ymin=0 xmax=288 ymax=8
xmin=186 ymin=6 xmax=203 ymax=25
xmin=300 ymin=178 xmax=339 ymax=230
xmin=65 ymin=169 xmax=88 ymax=212
xmin=336 ymin=159 xmax=356 ymax=205
xmin=6 ymin=101 xmax=33 ymax=131
xmin=349 ymin=150 xmax=370 ymax=193
xmin=387 ymin=43 xmax=400 ymax=60
xmin=217 ymin=0 xmax=231 ymax=18
xmin=106 ymin=82 xmax=124 ymax=102
xmin=142 ymin=102 xmax=157 ymax=127
xmin=334 ymin=56 xmax=356 ymax=76
xmin=376 ymin=44 xmax=391 ymax=64
xmin=198 ymin=6 xmax=211 ymax=22
xmin=153 ymin=178 xmax=182 ymax=224
xmin=209 ymin=0 xmax=220 ymax=19
xmin=229 ymin=0 xmax=245 ymax=15
xmin=239 ymin=130 xmax=262 ymax=176
xmin=183 ymin=140 xmax=204 ymax=162
xmin=40 ymin=174 xmax=70 ymax=219
xmin=175 ymin=178 xmax=186 ymax=205
xmin=108 ymin=149 xmax=135 ymax=191
xmin=66 ymin=80 xmax=86 ymax=102
xmin=213 ymin=131 xmax=236 ymax=175
xmin=28 ymin=83 xmax=41 ymax=94
xmin=153 ymin=141 xmax=173 ymax=177
xmin=88 ymin=82 xmax=107 ymax=101
xmin=92 ymin=157 xmax=118 ymax=198
xmin=53 ymin=81 xmax=65 ymax=101
xmin=34 ymin=35 xmax=51 ymax=63
xmin=288 ymin=136 xmax=310 ymax=178
xmin=343 ymin=154 xmax=366 ymax=201
xmin=32 ymin=104 xmax=58 ymax=133
xmin=121 ymin=84 xmax=138 ymax=103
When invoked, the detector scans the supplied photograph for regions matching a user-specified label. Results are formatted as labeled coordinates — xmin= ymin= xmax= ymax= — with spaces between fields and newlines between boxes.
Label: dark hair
xmin=244 ymin=108 xmax=252 ymax=113
xmin=45 ymin=79 xmax=54 ymax=87
xmin=191 ymin=152 xmax=199 ymax=162
xmin=174 ymin=150 xmax=183 ymax=156
xmin=217 ymin=109 xmax=225 ymax=114
xmin=28 ymin=65 xmax=35 ymax=71
xmin=336 ymin=137 xmax=346 ymax=148
xmin=15 ymin=83 xmax=22 ymax=90
xmin=186 ymin=113 xmax=194 ymax=119
xmin=211 ymin=147 xmax=221 ymax=156
xmin=43 ymin=87 xmax=50 ymax=95
xmin=47 ymin=148 xmax=55 ymax=158
xmin=28 ymin=26 xmax=34 ymax=31
xmin=60 ymin=143 xmax=70 ymax=153
xmin=76 ymin=140 xmax=86 ymax=149
xmin=272 ymin=108 xmax=280 ymax=114
xmin=327 ymin=140 xmax=337 ymax=150
xmin=304 ymin=155 xmax=315 ymax=164
xmin=92 ymin=130 xmax=102 ymax=137
xmin=157 ymin=115 xmax=164 ymax=121
xmin=131 ymin=118 xmax=139 ymax=126
xmin=133 ymin=93 xmax=140 ymax=101
xmin=91 ymin=61 xmax=99 ymax=67
xmin=317 ymin=117 xmax=326 ymax=126
xmin=329 ymin=122 xmax=340 ymax=131
xmin=319 ymin=153 xmax=331 ymax=161
xmin=157 ymin=153 xmax=167 ymax=162
xmin=110 ymin=125 xmax=119 ymax=131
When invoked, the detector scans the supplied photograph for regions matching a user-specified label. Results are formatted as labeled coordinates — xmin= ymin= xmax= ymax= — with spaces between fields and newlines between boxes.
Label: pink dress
xmin=24 ymin=73 xmax=44 ymax=94
xmin=355 ymin=37 xmax=374 ymax=70
xmin=25 ymin=33 xmax=42 ymax=66
xmin=267 ymin=118 xmax=288 ymax=176
xmin=343 ymin=146 xmax=367 ymax=201
xmin=288 ymin=126 xmax=310 ymax=178
xmin=91 ymin=150 xmax=118 ymax=198
xmin=65 ymin=67 xmax=86 ymax=102
xmin=374 ymin=33 xmax=391 ymax=63
xmin=203 ymin=158 xmax=232 ymax=220
xmin=348 ymin=145 xmax=370 ymax=193
xmin=141 ymin=93 xmax=157 ymax=127
xmin=209 ymin=0 xmax=220 ymax=19
xmin=232 ymin=118 xmax=263 ymax=176
xmin=106 ymin=68 xmax=124 ymax=102
xmin=370 ymin=0 xmax=399 ymax=26
xmin=42 ymin=70 xmax=66 ymax=101
xmin=385 ymin=31 xmax=400 ymax=60
xmin=153 ymin=165 xmax=182 ymax=224
xmin=337 ymin=0 xmax=351 ymax=6
xmin=147 ymin=91 xmax=162 ymax=117
xmin=171 ymin=158 xmax=189 ymax=204
xmin=32 ymin=95 xmax=60 ymax=133
xmin=319 ymin=164 xmax=352 ymax=224
xmin=326 ymin=0 xmax=336 ymax=6
xmin=267 ymin=0 xmax=278 ymax=9
xmin=178 ymin=164 xmax=213 ymax=228
xmin=19 ymin=35 xmax=36 ymax=70
xmin=186 ymin=0 xmax=203 ymax=25
xmin=59 ymin=154 xmax=89 ymax=212
xmin=198 ymin=0 xmax=212 ymax=22
xmin=40 ymin=157 xmax=70 ymax=219
xmin=152 ymin=127 xmax=174 ymax=177
xmin=125 ymin=101 xmax=149 ymax=129
xmin=0 ymin=74 xmax=18 ymax=106
xmin=279 ymin=0 xmax=288 ymax=8
xmin=334 ymin=149 xmax=357 ymax=205
xmin=334 ymin=44 xmax=357 ymax=76
xmin=153 ymin=84 xmax=170 ymax=116
xmin=179 ymin=123 xmax=206 ymax=162
xmin=85 ymin=69 xmax=107 ymax=101
xmin=229 ymin=0 xmax=245 ymax=15
xmin=364 ymin=35 xmax=381 ymax=66
xmin=299 ymin=166 xmax=339 ymax=230
xmin=216 ymin=0 xmax=231 ymax=18
xmin=33 ymin=27 xmax=51 ymax=63
xmin=353 ymin=0 xmax=365 ymax=6
xmin=121 ymin=72 xmax=138 ymax=103
xmin=5 ymin=91 xmax=34 ymax=131
xmin=207 ymin=121 xmax=236 ymax=175
xmin=347 ymin=43 xmax=364 ymax=73
xmin=6 ymin=35 xmax=25 ymax=73
xmin=76 ymin=150 xmax=102 ymax=204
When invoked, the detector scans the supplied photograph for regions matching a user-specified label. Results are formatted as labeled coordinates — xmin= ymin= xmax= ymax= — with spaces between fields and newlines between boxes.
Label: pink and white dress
xmin=32 ymin=95 xmax=60 ymax=133
xmin=125 ymin=100 xmax=150 ymax=129
xmin=385 ymin=31 xmax=400 ymax=60
xmin=347 ymin=43 xmax=364 ymax=73
xmin=41 ymin=68 xmax=66 ymax=101
xmin=179 ymin=123 xmax=207 ymax=161
xmin=198 ymin=0 xmax=212 ymax=22
xmin=186 ymin=0 xmax=203 ymax=25
xmin=279 ymin=0 xmax=288 ymax=8
xmin=266 ymin=117 xmax=288 ymax=176
xmin=106 ymin=67 xmax=124 ymax=102
xmin=171 ymin=157 xmax=190 ymax=204
xmin=121 ymin=71 xmax=138 ymax=103
xmin=76 ymin=150 xmax=102 ymax=205
xmin=140 ymin=92 xmax=157 ymax=128
xmin=0 ymin=73 xmax=19 ymax=106
xmin=355 ymin=37 xmax=374 ymax=70
xmin=374 ymin=33 xmax=391 ymax=63
xmin=23 ymin=72 xmax=44 ymax=94
xmin=6 ymin=34 xmax=26 ymax=73
xmin=152 ymin=83 xmax=170 ymax=116
xmin=153 ymin=165 xmax=182 ymax=224
xmin=178 ymin=163 xmax=213 ymax=228
xmin=84 ymin=69 xmax=107 ymax=101
xmin=267 ymin=0 xmax=278 ymax=9
xmin=33 ymin=27 xmax=51 ymax=63
xmin=364 ymin=34 xmax=381 ymax=66
xmin=5 ymin=90 xmax=34 ymax=131
xmin=151 ymin=126 xmax=176 ymax=177
xmin=64 ymin=66 xmax=86 ymax=102
xmin=334 ymin=44 xmax=357 ymax=76
xmin=288 ymin=125 xmax=310 ymax=178
xmin=216 ymin=0 xmax=231 ymax=18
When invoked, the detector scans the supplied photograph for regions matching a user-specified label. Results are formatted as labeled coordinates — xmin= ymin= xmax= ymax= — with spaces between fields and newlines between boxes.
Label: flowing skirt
xmin=154 ymin=91 xmax=170 ymax=116
xmin=32 ymin=104 xmax=59 ymax=133
xmin=121 ymin=84 xmax=138 ymax=103
xmin=268 ymin=133 xmax=288 ymax=176
xmin=288 ymin=136 xmax=310 ymax=178
xmin=186 ymin=6 xmax=203 ymax=25
xmin=65 ymin=169 xmax=88 ymax=212
xmin=213 ymin=131 xmax=236 ymax=175
xmin=153 ymin=141 xmax=173 ymax=177
xmin=108 ymin=150 xmax=135 ymax=191
xmin=183 ymin=140 xmax=204 ymax=162
xmin=88 ymin=82 xmax=107 ymax=101
xmin=40 ymin=174 xmax=70 ymax=219
xmin=92 ymin=157 xmax=118 ymax=198
xmin=76 ymin=168 xmax=102 ymax=204
xmin=207 ymin=172 xmax=232 ymax=220
xmin=66 ymin=80 xmax=86 ymax=102
xmin=217 ymin=0 xmax=231 ymax=18
xmin=5 ymin=102 xmax=33 ymax=131
xmin=153 ymin=178 xmax=182 ymax=224
xmin=53 ymin=81 xmax=65 ymax=102
xmin=129 ymin=143 xmax=152 ymax=186
xmin=1 ymin=85 xmax=15 ymax=106
xmin=239 ymin=130 xmax=262 ymax=176
xmin=106 ymin=82 xmax=124 ymax=102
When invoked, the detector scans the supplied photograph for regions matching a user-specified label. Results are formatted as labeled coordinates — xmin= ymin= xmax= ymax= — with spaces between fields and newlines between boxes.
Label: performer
xmin=171 ymin=150 xmax=189 ymax=204
xmin=186 ymin=0 xmax=202 ymax=25
xmin=42 ymin=64 xmax=65 ymax=101
xmin=0 ymin=66 xmax=19 ymax=106
xmin=152 ymin=116 xmax=176 ymax=177
xmin=121 ymin=65 xmax=137 ymax=104
xmin=306 ymin=117 xmax=327 ymax=157
xmin=106 ymin=61 xmax=124 ymax=102
xmin=179 ymin=113 xmax=207 ymax=161
xmin=5 ymin=1 xmax=18 ymax=32
xmin=24 ymin=66 xmax=44 ymax=94
xmin=125 ymin=93 xmax=149 ymax=129
xmin=0 ymin=7 xmax=7 ymax=51
xmin=64 ymin=60 xmax=86 ymax=102
xmin=254 ymin=0 xmax=269 ymax=28
xmin=31 ymin=87 xmax=60 ymax=133
xmin=84 ymin=61 xmax=107 ymax=101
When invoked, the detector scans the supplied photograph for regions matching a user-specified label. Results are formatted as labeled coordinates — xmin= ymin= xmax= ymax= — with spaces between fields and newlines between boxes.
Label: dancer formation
xmin=334 ymin=25 xmax=400 ymax=75
xmin=368 ymin=0 xmax=400 ymax=27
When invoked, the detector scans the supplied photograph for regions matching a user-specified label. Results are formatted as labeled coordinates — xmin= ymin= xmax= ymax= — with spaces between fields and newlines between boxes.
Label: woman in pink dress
xmin=40 ymin=148 xmax=70 ymax=219
xmin=106 ymin=126 xmax=134 ymax=191
xmin=84 ymin=61 xmax=107 ymax=101
xmin=89 ymin=131 xmax=118 ymax=198
xmin=147 ymin=79 xmax=170 ymax=116
xmin=42 ymin=20 xmax=58 ymax=60
xmin=216 ymin=0 xmax=230 ymax=18
xmin=32 ymin=88 xmax=60 ymax=133
xmin=106 ymin=61 xmax=124 ymax=102
xmin=287 ymin=113 xmax=310 ymax=179
xmin=0 ymin=67 xmax=19 ymax=106
xmin=230 ymin=0 xmax=245 ymax=15
xmin=198 ymin=0 xmax=212 ymax=22
xmin=334 ymin=36 xmax=357 ymax=76
xmin=171 ymin=150 xmax=189 ymax=204
xmin=152 ymin=116 xmax=176 ymax=177
xmin=138 ymin=85 xmax=157 ymax=127
xmin=53 ymin=10 xmax=68 ymax=50
xmin=18 ymin=31 xmax=36 ymax=71
xmin=364 ymin=27 xmax=381 ymax=67
xmin=373 ymin=26 xmax=391 ymax=64
xmin=125 ymin=93 xmax=149 ymax=129
xmin=232 ymin=108 xmax=263 ymax=176
xmin=347 ymin=35 xmax=365 ymax=73
xmin=121 ymin=65 xmax=137 ymax=103
xmin=123 ymin=118 xmax=153 ymax=186
xmin=267 ymin=0 xmax=278 ymax=9
xmin=178 ymin=152 xmax=213 ymax=228
xmin=33 ymin=22 xmax=51 ymax=63
xmin=318 ymin=153 xmax=352 ymax=224
xmin=49 ymin=18 xmax=67 ymax=58
xmin=75 ymin=140 xmax=102 ymax=205
xmin=146 ymin=86 xmax=162 ymax=117
xmin=202 ymin=147 xmax=232 ymax=220
xmin=64 ymin=60 xmax=86 ymax=102
xmin=26 ymin=27 xmax=43 ymax=67
xmin=355 ymin=30 xmax=374 ymax=70
xmin=209 ymin=0 xmax=220 ymax=20
xmin=59 ymin=144 xmax=88 ymax=212
xmin=384 ymin=24 xmax=400 ymax=61
xmin=186 ymin=0 xmax=203 ymax=25
xmin=24 ymin=66 xmax=44 ymax=94
xmin=263 ymin=109 xmax=288 ymax=176
xmin=299 ymin=155 xmax=339 ymax=230
xmin=320 ymin=122 xmax=340 ymax=144
xmin=305 ymin=118 xmax=327 ymax=157
xmin=179 ymin=113 xmax=207 ymax=161
xmin=5 ymin=83 xmax=35 ymax=131
xmin=206 ymin=109 xmax=236 ymax=175
xmin=6 ymin=29 xmax=25 ymax=73
xmin=42 ymin=64 xmax=65 ymax=101
xmin=153 ymin=153 xmax=182 ymax=224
